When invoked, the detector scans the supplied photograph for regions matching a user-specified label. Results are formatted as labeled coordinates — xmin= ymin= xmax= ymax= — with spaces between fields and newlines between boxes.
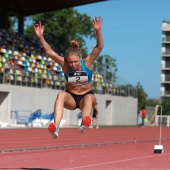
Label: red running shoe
xmin=48 ymin=122 xmax=56 ymax=132
xmin=83 ymin=115 xmax=91 ymax=127
xmin=48 ymin=123 xmax=59 ymax=139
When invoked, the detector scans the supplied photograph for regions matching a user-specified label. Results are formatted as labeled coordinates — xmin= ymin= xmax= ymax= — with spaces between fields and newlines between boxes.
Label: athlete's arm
xmin=85 ymin=16 xmax=104 ymax=68
xmin=34 ymin=21 xmax=64 ymax=66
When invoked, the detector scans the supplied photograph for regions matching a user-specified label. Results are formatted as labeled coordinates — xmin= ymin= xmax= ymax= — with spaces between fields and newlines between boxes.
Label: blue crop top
xmin=64 ymin=60 xmax=92 ymax=86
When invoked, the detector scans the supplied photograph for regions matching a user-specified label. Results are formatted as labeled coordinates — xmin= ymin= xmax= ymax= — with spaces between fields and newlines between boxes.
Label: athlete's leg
xmin=48 ymin=91 xmax=76 ymax=138
xmin=54 ymin=91 xmax=76 ymax=126
xmin=79 ymin=94 xmax=96 ymax=126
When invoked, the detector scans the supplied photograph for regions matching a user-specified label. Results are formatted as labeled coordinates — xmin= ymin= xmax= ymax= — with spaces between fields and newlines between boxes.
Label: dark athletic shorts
xmin=66 ymin=90 xmax=94 ymax=110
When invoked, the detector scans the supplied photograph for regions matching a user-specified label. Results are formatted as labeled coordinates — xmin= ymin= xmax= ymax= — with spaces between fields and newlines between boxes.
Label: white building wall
xmin=0 ymin=84 xmax=138 ymax=126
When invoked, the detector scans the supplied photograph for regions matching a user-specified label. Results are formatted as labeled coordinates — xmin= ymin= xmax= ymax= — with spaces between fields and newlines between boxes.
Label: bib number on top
xmin=68 ymin=71 xmax=88 ymax=86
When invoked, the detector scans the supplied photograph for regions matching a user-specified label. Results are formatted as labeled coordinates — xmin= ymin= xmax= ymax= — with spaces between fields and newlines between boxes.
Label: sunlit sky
xmin=74 ymin=0 xmax=170 ymax=99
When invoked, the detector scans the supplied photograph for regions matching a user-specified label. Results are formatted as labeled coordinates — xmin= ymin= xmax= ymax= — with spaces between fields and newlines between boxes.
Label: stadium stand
xmin=0 ymin=29 xmax=136 ymax=97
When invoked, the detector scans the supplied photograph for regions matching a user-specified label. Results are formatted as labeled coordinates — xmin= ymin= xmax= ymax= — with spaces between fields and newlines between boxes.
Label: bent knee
xmin=83 ymin=94 xmax=95 ymax=104
xmin=57 ymin=91 xmax=68 ymax=99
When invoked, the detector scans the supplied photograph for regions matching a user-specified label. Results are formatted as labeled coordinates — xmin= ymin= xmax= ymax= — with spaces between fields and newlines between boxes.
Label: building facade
xmin=161 ymin=20 xmax=170 ymax=97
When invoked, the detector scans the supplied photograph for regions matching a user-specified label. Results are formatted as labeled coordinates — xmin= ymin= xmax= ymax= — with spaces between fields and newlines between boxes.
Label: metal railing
xmin=0 ymin=70 xmax=137 ymax=98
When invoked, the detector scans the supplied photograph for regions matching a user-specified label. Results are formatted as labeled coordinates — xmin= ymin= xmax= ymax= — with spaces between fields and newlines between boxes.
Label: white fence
xmin=138 ymin=115 xmax=170 ymax=127
xmin=156 ymin=115 xmax=170 ymax=127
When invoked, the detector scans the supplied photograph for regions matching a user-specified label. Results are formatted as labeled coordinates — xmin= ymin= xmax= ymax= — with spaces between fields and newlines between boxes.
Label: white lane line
xmin=60 ymin=152 xmax=170 ymax=170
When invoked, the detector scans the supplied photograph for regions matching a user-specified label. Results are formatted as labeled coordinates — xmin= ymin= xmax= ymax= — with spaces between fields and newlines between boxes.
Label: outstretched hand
xmin=34 ymin=21 xmax=44 ymax=38
xmin=92 ymin=16 xmax=103 ymax=30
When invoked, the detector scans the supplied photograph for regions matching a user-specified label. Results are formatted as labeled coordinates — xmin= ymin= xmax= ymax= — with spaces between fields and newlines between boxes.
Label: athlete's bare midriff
xmin=66 ymin=83 xmax=92 ymax=95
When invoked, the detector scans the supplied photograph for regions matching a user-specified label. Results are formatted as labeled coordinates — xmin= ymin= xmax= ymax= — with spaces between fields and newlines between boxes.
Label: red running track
xmin=0 ymin=126 xmax=170 ymax=170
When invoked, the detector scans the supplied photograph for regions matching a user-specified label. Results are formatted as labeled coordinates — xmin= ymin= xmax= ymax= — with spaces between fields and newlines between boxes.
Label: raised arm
xmin=34 ymin=21 xmax=64 ymax=65
xmin=85 ymin=16 xmax=104 ymax=66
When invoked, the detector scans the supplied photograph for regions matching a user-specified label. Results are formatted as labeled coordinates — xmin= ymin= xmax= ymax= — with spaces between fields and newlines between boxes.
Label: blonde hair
xmin=66 ymin=40 xmax=82 ymax=58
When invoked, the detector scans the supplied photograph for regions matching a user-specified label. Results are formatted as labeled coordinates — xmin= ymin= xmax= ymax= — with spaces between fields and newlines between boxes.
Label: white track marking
xmin=60 ymin=152 xmax=170 ymax=170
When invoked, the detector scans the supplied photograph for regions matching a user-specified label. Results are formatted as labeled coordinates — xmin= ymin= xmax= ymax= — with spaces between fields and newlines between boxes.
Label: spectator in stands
xmin=4 ymin=59 xmax=15 ymax=83
xmin=34 ymin=16 xmax=104 ymax=138
xmin=5 ymin=59 xmax=15 ymax=69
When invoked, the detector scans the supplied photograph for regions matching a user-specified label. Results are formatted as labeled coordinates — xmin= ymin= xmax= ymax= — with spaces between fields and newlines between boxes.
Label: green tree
xmin=94 ymin=54 xmax=118 ymax=83
xmin=124 ymin=84 xmax=137 ymax=97
xmin=161 ymin=97 xmax=170 ymax=115
xmin=135 ymin=82 xmax=147 ymax=110
xmin=25 ymin=8 xmax=95 ymax=57
xmin=146 ymin=99 xmax=160 ymax=107
xmin=9 ymin=16 xmax=18 ymax=32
